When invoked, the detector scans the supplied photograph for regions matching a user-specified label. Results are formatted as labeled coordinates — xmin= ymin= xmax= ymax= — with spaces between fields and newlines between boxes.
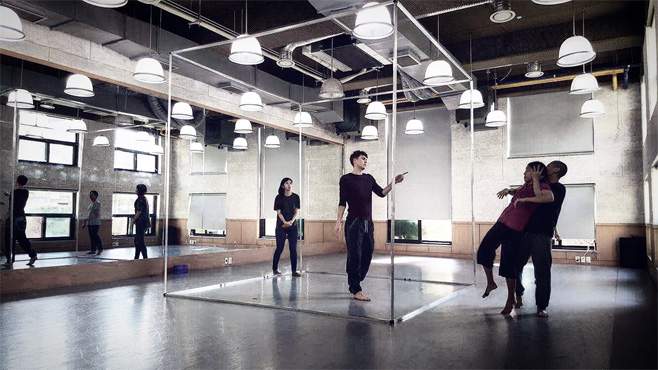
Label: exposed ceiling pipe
xmin=415 ymin=0 xmax=493 ymax=19
xmin=139 ymin=0 xmax=325 ymax=82
xmin=279 ymin=32 xmax=344 ymax=67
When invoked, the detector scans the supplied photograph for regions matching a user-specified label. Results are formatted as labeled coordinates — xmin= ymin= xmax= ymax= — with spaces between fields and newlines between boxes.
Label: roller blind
xmin=191 ymin=146 xmax=228 ymax=174
xmin=188 ymin=193 xmax=226 ymax=231
xmin=556 ymin=184 xmax=595 ymax=240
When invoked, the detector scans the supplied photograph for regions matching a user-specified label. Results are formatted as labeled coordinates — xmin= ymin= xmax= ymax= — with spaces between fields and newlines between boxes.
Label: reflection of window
xmin=113 ymin=129 xmax=158 ymax=173
xmin=191 ymin=146 xmax=228 ymax=174
xmin=112 ymin=193 xmax=157 ymax=236
xmin=18 ymin=125 xmax=78 ymax=166
xmin=188 ymin=193 xmax=226 ymax=236
xmin=387 ymin=220 xmax=452 ymax=244
xmin=24 ymin=190 xmax=76 ymax=240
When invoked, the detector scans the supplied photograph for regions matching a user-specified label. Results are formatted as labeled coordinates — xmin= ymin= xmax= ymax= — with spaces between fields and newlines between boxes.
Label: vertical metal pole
xmin=8 ymin=102 xmax=18 ymax=264
xmin=469 ymin=81 xmax=476 ymax=285
xmin=389 ymin=1 xmax=398 ymax=323
xmin=75 ymin=132 xmax=85 ymax=253
xmin=298 ymin=119 xmax=303 ymax=272
xmin=257 ymin=127 xmax=262 ymax=241
xmin=163 ymin=53 xmax=173 ymax=294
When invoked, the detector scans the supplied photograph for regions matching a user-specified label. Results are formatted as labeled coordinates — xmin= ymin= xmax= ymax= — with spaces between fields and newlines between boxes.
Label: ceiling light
xmin=457 ymin=89 xmax=485 ymax=109
xmin=264 ymin=134 xmax=281 ymax=148
xmin=179 ymin=125 xmax=197 ymax=140
xmin=580 ymin=99 xmax=605 ymax=118
xmin=190 ymin=141 xmax=205 ymax=153
xmin=490 ymin=0 xmax=516 ymax=24
xmin=557 ymin=35 xmax=595 ymax=67
xmin=82 ymin=0 xmax=128 ymax=8
xmin=233 ymin=137 xmax=248 ymax=150
xmin=424 ymin=60 xmax=454 ymax=86
xmin=525 ymin=61 xmax=544 ymax=78
xmin=277 ymin=49 xmax=295 ymax=68
xmin=0 ymin=6 xmax=25 ymax=41
xmin=570 ymin=73 xmax=599 ymax=95
xmin=171 ymin=102 xmax=194 ymax=120
xmin=240 ymin=91 xmax=263 ymax=112
xmin=150 ymin=143 xmax=164 ymax=155
xmin=133 ymin=57 xmax=166 ymax=84
xmin=353 ymin=2 xmax=393 ymax=40
xmin=40 ymin=103 xmax=55 ymax=110
xmin=93 ymin=135 xmax=110 ymax=147
xmin=6 ymin=89 xmax=34 ymax=109
xmin=485 ymin=109 xmax=507 ymax=127
xmin=65 ymin=74 xmax=95 ymax=97
xmin=293 ymin=111 xmax=313 ymax=127
xmin=357 ymin=89 xmax=372 ymax=104
xmin=67 ymin=119 xmax=88 ymax=133
xmin=405 ymin=118 xmax=424 ymax=135
xmin=361 ymin=125 xmax=378 ymax=140
xmin=531 ymin=0 xmax=571 ymax=5
xmin=234 ymin=118 xmax=253 ymax=134
xmin=365 ymin=101 xmax=387 ymax=120
xmin=319 ymin=77 xmax=344 ymax=99
xmin=136 ymin=131 xmax=152 ymax=142
xmin=229 ymin=34 xmax=264 ymax=65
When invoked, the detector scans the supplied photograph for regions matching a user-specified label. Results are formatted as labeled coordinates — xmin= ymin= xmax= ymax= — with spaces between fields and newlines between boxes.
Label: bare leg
xmin=500 ymin=278 xmax=516 ymax=315
xmin=482 ymin=266 xmax=498 ymax=298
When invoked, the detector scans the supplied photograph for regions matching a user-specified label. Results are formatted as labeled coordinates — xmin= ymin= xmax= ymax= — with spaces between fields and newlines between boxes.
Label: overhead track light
xmin=65 ymin=74 xmax=95 ymax=97
xmin=353 ymin=2 xmax=393 ymax=40
xmin=0 ymin=5 xmax=25 ymax=41
xmin=525 ymin=61 xmax=544 ymax=78
xmin=490 ymin=0 xmax=516 ymax=24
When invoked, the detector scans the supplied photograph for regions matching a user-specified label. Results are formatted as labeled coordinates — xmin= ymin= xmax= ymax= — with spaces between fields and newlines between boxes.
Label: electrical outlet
xmin=585 ymin=256 xmax=592 ymax=263
xmin=190 ymin=239 xmax=196 ymax=245
xmin=112 ymin=241 xmax=119 ymax=247
xmin=228 ymin=257 xmax=233 ymax=265
xmin=224 ymin=257 xmax=229 ymax=265
xmin=575 ymin=256 xmax=581 ymax=263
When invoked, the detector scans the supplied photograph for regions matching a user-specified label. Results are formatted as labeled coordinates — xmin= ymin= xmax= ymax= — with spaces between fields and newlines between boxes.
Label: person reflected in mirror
xmin=133 ymin=184 xmax=150 ymax=260
xmin=335 ymin=150 xmax=405 ymax=302
xmin=3 ymin=175 xmax=37 ymax=268
xmin=272 ymin=177 xmax=301 ymax=277
xmin=82 ymin=190 xmax=103 ymax=256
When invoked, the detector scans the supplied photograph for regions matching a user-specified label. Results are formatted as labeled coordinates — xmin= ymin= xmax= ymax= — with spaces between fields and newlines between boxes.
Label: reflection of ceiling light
xmin=277 ymin=49 xmax=295 ymax=68
xmin=570 ymin=73 xmax=599 ymax=95
xmin=580 ymin=99 xmax=605 ymax=118
xmin=92 ymin=135 xmax=110 ymax=147
xmin=233 ymin=137 xmax=248 ymax=150
xmin=319 ymin=78 xmax=344 ymax=99
xmin=0 ymin=6 xmax=25 ymax=41
xmin=557 ymin=35 xmax=596 ymax=67
xmin=150 ymin=143 xmax=164 ymax=155
xmin=264 ymin=134 xmax=281 ymax=148
xmin=67 ymin=119 xmax=88 ymax=133
xmin=490 ymin=0 xmax=516 ymax=24
xmin=361 ymin=125 xmax=378 ymax=140
xmin=357 ymin=89 xmax=372 ymax=104
xmin=353 ymin=2 xmax=393 ymax=40
xmin=171 ymin=102 xmax=194 ymax=120
xmin=405 ymin=118 xmax=424 ymax=135
xmin=365 ymin=101 xmax=387 ymax=120
xmin=7 ymin=89 xmax=34 ymax=109
xmin=21 ymin=125 xmax=43 ymax=139
xmin=133 ymin=57 xmax=166 ymax=84
xmin=65 ymin=74 xmax=95 ymax=97
xmin=229 ymin=34 xmax=264 ymax=65
xmin=457 ymin=89 xmax=485 ymax=109
xmin=531 ymin=0 xmax=571 ymax=4
xmin=423 ymin=60 xmax=454 ymax=86
xmin=40 ymin=103 xmax=56 ymax=110
xmin=485 ymin=109 xmax=507 ymax=127
xmin=82 ymin=0 xmax=128 ymax=7
xmin=179 ymin=125 xmax=197 ymax=140
xmin=525 ymin=61 xmax=544 ymax=78
xmin=293 ymin=111 xmax=313 ymax=127
xmin=234 ymin=118 xmax=253 ymax=134
xmin=190 ymin=141 xmax=204 ymax=153
xmin=239 ymin=91 xmax=264 ymax=112
xmin=136 ymin=131 xmax=152 ymax=142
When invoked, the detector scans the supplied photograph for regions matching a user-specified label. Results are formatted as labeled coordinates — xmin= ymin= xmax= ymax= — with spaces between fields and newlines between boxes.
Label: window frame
xmin=259 ymin=218 xmax=305 ymax=240
xmin=24 ymin=189 xmax=77 ymax=241
xmin=18 ymin=135 xmax=79 ymax=167
xmin=111 ymin=193 xmax=158 ymax=237
xmin=113 ymin=148 xmax=159 ymax=174
xmin=386 ymin=220 xmax=452 ymax=245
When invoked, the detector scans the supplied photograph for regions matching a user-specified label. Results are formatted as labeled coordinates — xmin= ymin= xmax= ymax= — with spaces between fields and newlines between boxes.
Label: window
xmin=554 ymin=184 xmax=596 ymax=250
xmin=24 ymin=190 xmax=76 ymax=240
xmin=188 ymin=193 xmax=226 ymax=236
xmin=388 ymin=220 xmax=452 ymax=244
xmin=259 ymin=218 xmax=305 ymax=239
xmin=112 ymin=193 xmax=157 ymax=236
xmin=191 ymin=146 xmax=228 ymax=174
xmin=113 ymin=129 xmax=159 ymax=173
xmin=18 ymin=111 xmax=78 ymax=166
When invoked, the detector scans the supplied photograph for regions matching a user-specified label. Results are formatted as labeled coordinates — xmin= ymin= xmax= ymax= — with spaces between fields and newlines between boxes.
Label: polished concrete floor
xmin=1 ymin=253 xmax=656 ymax=369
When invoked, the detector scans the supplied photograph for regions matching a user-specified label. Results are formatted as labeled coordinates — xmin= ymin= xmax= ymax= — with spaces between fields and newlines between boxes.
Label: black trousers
xmin=344 ymin=217 xmax=374 ymax=294
xmin=273 ymin=225 xmax=298 ymax=272
xmin=476 ymin=221 xmax=522 ymax=278
xmin=515 ymin=232 xmax=552 ymax=310
xmin=134 ymin=223 xmax=147 ymax=259
xmin=3 ymin=217 xmax=36 ymax=262
xmin=87 ymin=225 xmax=103 ymax=253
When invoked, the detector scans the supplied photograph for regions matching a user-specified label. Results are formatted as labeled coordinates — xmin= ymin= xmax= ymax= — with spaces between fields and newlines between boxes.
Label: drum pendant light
xmin=458 ymin=36 xmax=484 ymax=109
xmin=365 ymin=68 xmax=387 ymax=120
xmin=319 ymin=37 xmax=344 ymax=99
xmin=133 ymin=7 xmax=166 ymax=84
xmin=294 ymin=77 xmax=313 ymax=128
xmin=0 ymin=5 xmax=25 ymax=41
xmin=485 ymin=75 xmax=507 ymax=127
xmin=405 ymin=102 xmax=424 ymax=135
xmin=557 ymin=12 xmax=595 ymax=67
xmin=424 ymin=14 xmax=454 ymax=86
xmin=229 ymin=0 xmax=264 ymax=65
xmin=353 ymin=2 xmax=393 ymax=40
xmin=264 ymin=134 xmax=281 ymax=148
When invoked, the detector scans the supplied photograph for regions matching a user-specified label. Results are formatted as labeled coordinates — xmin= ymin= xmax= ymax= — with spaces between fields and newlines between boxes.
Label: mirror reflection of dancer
xmin=335 ymin=150 xmax=405 ymax=302
xmin=133 ymin=184 xmax=150 ymax=260
xmin=3 ymin=175 xmax=37 ymax=268
xmin=272 ymin=177 xmax=301 ymax=277
xmin=82 ymin=190 xmax=103 ymax=256
xmin=477 ymin=162 xmax=553 ymax=315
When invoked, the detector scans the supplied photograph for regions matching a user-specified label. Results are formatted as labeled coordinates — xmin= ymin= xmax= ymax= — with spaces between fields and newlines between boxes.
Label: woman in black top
xmin=133 ymin=184 xmax=150 ymax=260
xmin=272 ymin=177 xmax=301 ymax=277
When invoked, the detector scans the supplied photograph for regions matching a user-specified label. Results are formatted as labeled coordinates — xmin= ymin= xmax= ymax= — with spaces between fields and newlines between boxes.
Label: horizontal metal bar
xmin=397 ymin=286 xmax=470 ymax=323
xmin=305 ymin=270 xmax=473 ymax=287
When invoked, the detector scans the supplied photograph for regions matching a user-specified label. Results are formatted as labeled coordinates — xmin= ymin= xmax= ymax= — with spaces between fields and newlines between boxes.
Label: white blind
xmin=261 ymin=131 xmax=300 ymax=219
xmin=188 ymin=193 xmax=226 ymax=231
xmin=556 ymin=184 xmax=595 ymax=240
xmin=191 ymin=146 xmax=228 ymax=174
xmin=394 ymin=107 xmax=451 ymax=220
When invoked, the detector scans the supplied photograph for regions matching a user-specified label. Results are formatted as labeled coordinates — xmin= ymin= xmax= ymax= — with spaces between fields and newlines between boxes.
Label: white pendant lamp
xmin=357 ymin=89 xmax=372 ymax=104
xmin=93 ymin=135 xmax=110 ymax=147
xmin=361 ymin=125 xmax=379 ymax=140
xmin=82 ymin=0 xmax=128 ymax=8
xmin=365 ymin=101 xmax=387 ymax=120
xmin=293 ymin=111 xmax=313 ymax=128
xmin=525 ymin=61 xmax=544 ymax=78
xmin=557 ymin=35 xmax=595 ymax=67
xmin=405 ymin=118 xmax=424 ymax=135
xmin=0 ymin=6 xmax=25 ymax=41
xmin=485 ymin=108 xmax=507 ymax=127
xmin=240 ymin=91 xmax=263 ymax=112
xmin=424 ymin=60 xmax=454 ymax=86
xmin=136 ymin=131 xmax=152 ymax=142
xmin=150 ymin=143 xmax=164 ymax=155
xmin=232 ymin=137 xmax=248 ymax=150
xmin=580 ymin=99 xmax=605 ymax=118
xmin=133 ymin=57 xmax=166 ymax=84
xmin=353 ymin=2 xmax=393 ymax=40
xmin=171 ymin=102 xmax=194 ymax=120
xmin=531 ymin=0 xmax=571 ymax=5
xmin=179 ymin=125 xmax=197 ymax=140
xmin=264 ymin=134 xmax=281 ymax=148
xmin=229 ymin=34 xmax=264 ymax=65
xmin=234 ymin=118 xmax=253 ymax=134
xmin=67 ymin=119 xmax=88 ymax=133
xmin=490 ymin=0 xmax=516 ymax=24
xmin=190 ymin=141 xmax=205 ymax=153
xmin=319 ymin=37 xmax=344 ymax=99
xmin=570 ymin=73 xmax=599 ymax=94
xmin=65 ymin=74 xmax=95 ymax=97
xmin=457 ymin=89 xmax=485 ymax=109
xmin=7 ymin=89 xmax=34 ymax=109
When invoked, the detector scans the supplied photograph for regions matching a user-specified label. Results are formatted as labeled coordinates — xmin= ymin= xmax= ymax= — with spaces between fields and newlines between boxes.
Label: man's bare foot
xmin=353 ymin=291 xmax=371 ymax=302
xmin=500 ymin=299 xmax=515 ymax=315
xmin=537 ymin=309 xmax=549 ymax=318
xmin=482 ymin=282 xmax=498 ymax=298
xmin=515 ymin=294 xmax=523 ymax=308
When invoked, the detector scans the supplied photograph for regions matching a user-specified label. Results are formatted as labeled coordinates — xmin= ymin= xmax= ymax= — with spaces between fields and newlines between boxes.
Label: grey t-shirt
xmin=87 ymin=201 xmax=101 ymax=226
